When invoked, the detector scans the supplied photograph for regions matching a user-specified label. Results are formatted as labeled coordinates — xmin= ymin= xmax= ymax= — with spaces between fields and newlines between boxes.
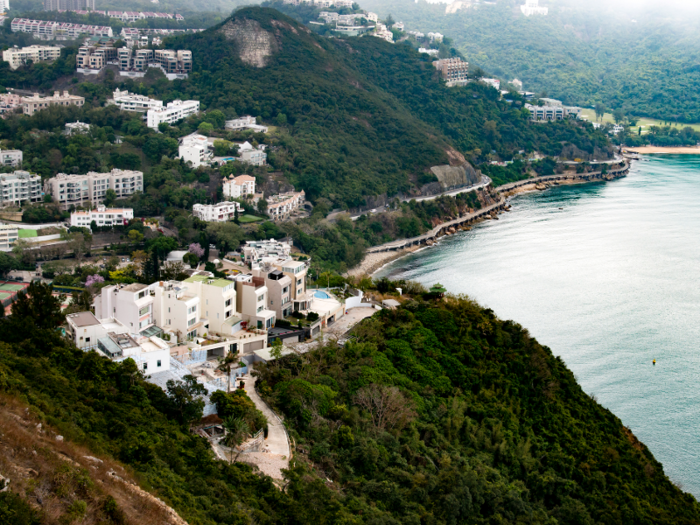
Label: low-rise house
xmin=393 ymin=22 xmax=405 ymax=31
xmin=65 ymin=121 xmax=91 ymax=135
xmin=525 ymin=102 xmax=581 ymax=121
xmin=70 ymin=205 xmax=134 ymax=229
xmin=252 ymin=265 xmax=293 ymax=319
xmin=109 ymin=88 xmax=163 ymax=112
xmin=0 ymin=171 xmax=42 ymax=206
xmin=45 ymin=169 xmax=143 ymax=210
xmin=0 ymin=93 xmax=23 ymax=116
xmin=178 ymin=133 xmax=211 ymax=167
xmin=237 ymin=141 xmax=267 ymax=166
xmin=222 ymin=174 xmax=255 ymax=199
xmin=0 ymin=224 xmax=19 ymax=250
xmin=0 ymin=149 xmax=22 ymax=167
xmin=266 ymin=190 xmax=306 ymax=221
xmin=66 ymin=311 xmax=119 ymax=351
xmin=241 ymin=239 xmax=292 ymax=264
xmin=192 ymin=201 xmax=243 ymax=222
xmin=224 ymin=116 xmax=269 ymax=133
xmin=276 ymin=259 xmax=310 ymax=312
xmin=2 ymin=45 xmax=61 ymax=69
xmin=427 ymin=32 xmax=443 ymax=42
xmin=480 ymin=78 xmax=501 ymax=90
xmin=147 ymin=99 xmax=200 ymax=129
xmin=183 ymin=275 xmax=238 ymax=335
xmin=21 ymin=91 xmax=85 ymax=116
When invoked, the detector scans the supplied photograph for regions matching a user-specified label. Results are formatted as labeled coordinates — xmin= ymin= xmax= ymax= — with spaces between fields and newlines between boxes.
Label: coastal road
xmin=347 ymin=175 xmax=492 ymax=221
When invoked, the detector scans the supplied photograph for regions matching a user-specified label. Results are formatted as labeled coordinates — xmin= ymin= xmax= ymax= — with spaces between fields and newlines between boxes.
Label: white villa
xmin=192 ymin=201 xmax=243 ymax=222
xmin=70 ymin=205 xmax=134 ymax=229
xmin=222 ymin=174 xmax=256 ymax=199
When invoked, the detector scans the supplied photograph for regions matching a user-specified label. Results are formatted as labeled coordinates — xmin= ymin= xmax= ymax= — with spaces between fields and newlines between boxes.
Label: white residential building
xmin=511 ymin=78 xmax=523 ymax=91
xmin=192 ymin=201 xmax=243 ymax=222
xmin=0 ymin=171 xmax=42 ymax=206
xmin=427 ymin=32 xmax=443 ymax=42
xmin=70 ymin=205 xmax=134 ymax=229
xmin=110 ymin=88 xmax=163 ymax=112
xmin=65 ymin=121 xmax=91 ymax=135
xmin=94 ymin=283 xmax=157 ymax=335
xmin=235 ymin=274 xmax=276 ymax=331
xmin=45 ymin=169 xmax=143 ymax=209
xmin=480 ymin=78 xmax=501 ymax=90
xmin=521 ymin=0 xmax=548 ymax=16
xmin=242 ymin=239 xmax=292 ymax=265
xmin=222 ymin=174 xmax=256 ymax=199
xmin=183 ymin=275 xmax=238 ymax=336
xmin=0 ymin=224 xmax=19 ymax=250
xmin=225 ymin=116 xmax=269 ymax=133
xmin=266 ymin=190 xmax=306 ymax=221
xmin=393 ymin=22 xmax=404 ymax=31
xmin=2 ymin=45 xmax=61 ymax=69
xmin=10 ymin=18 xmax=113 ymax=40
xmin=0 ymin=93 xmax=23 ymax=116
xmin=525 ymin=103 xmax=581 ymax=121
xmin=237 ymin=141 xmax=267 ymax=166
xmin=0 ymin=149 xmax=22 ymax=167
xmin=0 ymin=0 xmax=10 ymax=13
xmin=419 ymin=48 xmax=439 ymax=56
xmin=147 ymin=99 xmax=200 ymax=129
xmin=178 ymin=133 xmax=211 ymax=167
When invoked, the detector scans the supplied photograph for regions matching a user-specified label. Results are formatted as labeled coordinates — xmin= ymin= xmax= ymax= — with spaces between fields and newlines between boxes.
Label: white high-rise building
xmin=0 ymin=171 xmax=42 ymax=206
xmin=45 ymin=169 xmax=143 ymax=210
xmin=521 ymin=0 xmax=548 ymax=16
xmin=146 ymin=99 xmax=200 ymax=129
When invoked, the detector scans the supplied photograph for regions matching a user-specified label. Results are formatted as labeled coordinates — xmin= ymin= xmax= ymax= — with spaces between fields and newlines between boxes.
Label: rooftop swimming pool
xmin=314 ymin=290 xmax=331 ymax=299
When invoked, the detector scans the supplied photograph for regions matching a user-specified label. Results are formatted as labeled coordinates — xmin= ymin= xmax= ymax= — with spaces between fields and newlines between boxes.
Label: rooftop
xmin=122 ymin=283 xmax=148 ymax=292
xmin=184 ymin=276 xmax=233 ymax=288
xmin=66 ymin=311 xmax=100 ymax=327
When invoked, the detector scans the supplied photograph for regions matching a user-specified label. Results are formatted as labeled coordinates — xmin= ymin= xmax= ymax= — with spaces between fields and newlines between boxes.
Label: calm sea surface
xmin=378 ymin=156 xmax=700 ymax=496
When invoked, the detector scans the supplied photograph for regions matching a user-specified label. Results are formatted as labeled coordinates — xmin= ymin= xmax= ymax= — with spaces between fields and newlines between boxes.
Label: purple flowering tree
xmin=189 ymin=243 xmax=205 ymax=259
xmin=86 ymin=274 xmax=105 ymax=287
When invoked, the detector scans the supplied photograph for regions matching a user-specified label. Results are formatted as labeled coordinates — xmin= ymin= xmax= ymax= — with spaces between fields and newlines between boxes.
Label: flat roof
xmin=122 ymin=283 xmax=148 ymax=292
xmin=223 ymin=316 xmax=242 ymax=327
xmin=66 ymin=311 xmax=99 ymax=327
xmin=184 ymin=276 xmax=232 ymax=288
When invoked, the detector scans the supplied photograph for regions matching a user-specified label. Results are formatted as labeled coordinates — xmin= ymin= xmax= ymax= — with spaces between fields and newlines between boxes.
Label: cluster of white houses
xmin=11 ymin=18 xmax=113 ymax=40
xmin=76 ymin=47 xmax=192 ymax=78
xmin=0 ymin=91 xmax=85 ymax=117
xmin=178 ymin=133 xmax=268 ymax=167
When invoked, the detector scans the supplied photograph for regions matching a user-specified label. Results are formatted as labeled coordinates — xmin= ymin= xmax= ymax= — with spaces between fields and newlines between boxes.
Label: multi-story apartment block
xmin=224 ymin=116 xmax=268 ymax=133
xmin=252 ymin=265 xmax=293 ymax=320
xmin=237 ymin=141 xmax=267 ymax=166
xmin=178 ymin=133 xmax=211 ymax=167
xmin=94 ymin=283 xmax=157 ymax=334
xmin=0 ymin=149 xmax=22 ymax=167
xmin=0 ymin=225 xmax=19 ymax=250
xmin=183 ymin=275 xmax=238 ymax=335
xmin=45 ymin=169 xmax=143 ymax=209
xmin=70 ymin=205 xmax=134 ymax=229
xmin=21 ymin=91 xmax=84 ymax=116
xmin=434 ymin=57 xmax=469 ymax=86
xmin=525 ymin=103 xmax=581 ymax=121
xmin=0 ymin=93 xmax=23 ymax=116
xmin=76 ymin=45 xmax=117 ymax=71
xmin=2 ymin=45 xmax=61 ymax=69
xmin=266 ymin=190 xmax=306 ymax=221
xmin=235 ymin=274 xmax=276 ymax=331
xmin=118 ymin=48 xmax=153 ymax=72
xmin=44 ymin=0 xmax=95 ymax=11
xmin=192 ymin=202 xmax=243 ymax=222
xmin=0 ymin=171 xmax=42 ymax=206
xmin=11 ymin=18 xmax=112 ymax=40
xmin=154 ymin=49 xmax=192 ymax=75
xmin=222 ymin=174 xmax=256 ymax=199
xmin=276 ymin=259 xmax=310 ymax=312
xmin=146 ymin=99 xmax=200 ymax=129
xmin=109 ymin=88 xmax=163 ymax=112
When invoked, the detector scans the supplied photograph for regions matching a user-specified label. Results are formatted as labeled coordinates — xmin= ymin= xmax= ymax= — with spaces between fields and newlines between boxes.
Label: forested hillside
xmin=2 ymin=283 xmax=700 ymax=523
xmin=362 ymin=0 xmax=700 ymax=123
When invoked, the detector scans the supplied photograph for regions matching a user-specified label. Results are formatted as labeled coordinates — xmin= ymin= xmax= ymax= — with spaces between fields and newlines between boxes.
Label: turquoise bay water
xmin=379 ymin=156 xmax=700 ymax=496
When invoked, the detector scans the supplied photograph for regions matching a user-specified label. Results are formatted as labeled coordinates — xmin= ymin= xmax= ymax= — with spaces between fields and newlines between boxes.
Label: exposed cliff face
xmin=430 ymin=162 xmax=481 ymax=190
xmin=219 ymin=18 xmax=278 ymax=68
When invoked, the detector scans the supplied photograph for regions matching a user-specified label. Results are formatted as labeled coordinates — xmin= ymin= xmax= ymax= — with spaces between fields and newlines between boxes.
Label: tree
xmin=234 ymin=206 xmax=240 ymax=225
xmin=595 ymin=103 xmax=607 ymax=122
xmin=206 ymin=222 xmax=245 ymax=254
xmin=198 ymin=122 xmax=214 ymax=134
xmin=128 ymin=229 xmax=144 ymax=245
xmin=11 ymin=282 xmax=64 ymax=330
xmin=166 ymin=375 xmax=207 ymax=426
xmin=217 ymin=347 xmax=240 ymax=393
xmin=222 ymin=416 xmax=250 ymax=463
xmin=270 ymin=338 xmax=284 ymax=369
xmin=354 ymin=384 xmax=416 ymax=434
xmin=104 ymin=189 xmax=117 ymax=207
xmin=0 ymin=252 xmax=17 ymax=277
xmin=257 ymin=198 xmax=268 ymax=216
xmin=147 ymin=235 xmax=178 ymax=259
xmin=613 ymin=108 xmax=625 ymax=124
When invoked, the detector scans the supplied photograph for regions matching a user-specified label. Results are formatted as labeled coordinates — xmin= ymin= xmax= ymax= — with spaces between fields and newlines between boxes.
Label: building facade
xmin=222 ymin=174 xmax=256 ymax=199
xmin=178 ymin=133 xmax=211 ymax=167
xmin=252 ymin=266 xmax=293 ymax=320
xmin=0 ymin=93 xmax=22 ymax=116
xmin=44 ymin=0 xmax=95 ymax=11
xmin=154 ymin=49 xmax=192 ymax=75
xmin=2 ymin=45 xmax=61 ymax=69
xmin=525 ymin=102 xmax=581 ymax=121
xmin=70 ymin=205 xmax=134 ymax=229
xmin=21 ymin=91 xmax=85 ymax=116
xmin=521 ymin=0 xmax=548 ymax=16
xmin=183 ymin=276 xmax=237 ymax=335
xmin=45 ymin=169 xmax=143 ymax=209
xmin=241 ymin=239 xmax=292 ymax=264
xmin=0 ymin=171 xmax=42 ymax=206
xmin=434 ymin=57 xmax=469 ymax=85
xmin=0 ymin=149 xmax=22 ymax=167
xmin=237 ymin=141 xmax=267 ymax=166
xmin=11 ymin=18 xmax=112 ymax=40
xmin=192 ymin=201 xmax=243 ymax=222
xmin=0 ymin=225 xmax=19 ymax=250
xmin=235 ymin=275 xmax=276 ymax=331
xmin=266 ymin=190 xmax=306 ymax=221
xmin=224 ymin=116 xmax=268 ymax=133
xmin=76 ymin=45 xmax=117 ymax=70
xmin=146 ymin=99 xmax=200 ymax=129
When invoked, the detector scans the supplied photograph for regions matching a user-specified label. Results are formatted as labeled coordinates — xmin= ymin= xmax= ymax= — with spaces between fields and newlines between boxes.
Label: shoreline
xmin=625 ymin=146 xmax=700 ymax=154
xmin=351 ymin=167 xmax=629 ymax=278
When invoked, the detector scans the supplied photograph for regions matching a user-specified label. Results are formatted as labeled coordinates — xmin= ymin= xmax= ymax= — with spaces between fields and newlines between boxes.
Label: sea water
xmin=378 ymin=156 xmax=700 ymax=496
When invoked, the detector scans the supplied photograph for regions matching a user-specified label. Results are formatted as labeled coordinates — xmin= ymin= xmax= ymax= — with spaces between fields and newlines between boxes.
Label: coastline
xmin=626 ymin=146 xmax=700 ymax=154
xmin=351 ymin=166 xmax=630 ymax=278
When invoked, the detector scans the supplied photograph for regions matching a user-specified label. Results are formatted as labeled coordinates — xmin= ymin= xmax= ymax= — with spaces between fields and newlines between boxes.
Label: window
xmin=143 ymin=363 xmax=147 ymax=370
xmin=188 ymin=318 xmax=196 ymax=327
xmin=85 ymin=337 xmax=90 ymax=343
xmin=225 ymin=299 xmax=232 ymax=307
xmin=157 ymin=360 xmax=161 ymax=367
xmin=139 ymin=306 xmax=149 ymax=316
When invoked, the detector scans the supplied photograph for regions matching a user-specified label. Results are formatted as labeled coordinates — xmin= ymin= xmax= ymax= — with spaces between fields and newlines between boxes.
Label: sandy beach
xmin=346 ymin=246 xmax=423 ymax=278
xmin=626 ymin=146 xmax=700 ymax=154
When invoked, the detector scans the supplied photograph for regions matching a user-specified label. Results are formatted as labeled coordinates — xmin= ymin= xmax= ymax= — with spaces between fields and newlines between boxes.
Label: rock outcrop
xmin=219 ymin=18 xmax=278 ymax=68
xmin=430 ymin=162 xmax=481 ymax=191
